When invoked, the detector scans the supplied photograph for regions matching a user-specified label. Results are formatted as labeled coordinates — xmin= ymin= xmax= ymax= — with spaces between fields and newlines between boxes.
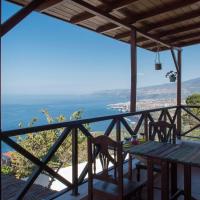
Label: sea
xmin=1 ymin=94 xmax=128 ymax=152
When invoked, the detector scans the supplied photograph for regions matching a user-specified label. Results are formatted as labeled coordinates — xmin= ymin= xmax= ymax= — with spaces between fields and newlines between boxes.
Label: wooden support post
xmin=1 ymin=0 xmax=61 ymax=37
xmin=177 ymin=50 xmax=182 ymax=138
xmin=116 ymin=119 xmax=121 ymax=142
xmin=144 ymin=113 xmax=148 ymax=141
xmin=72 ymin=128 xmax=79 ymax=196
xmin=130 ymin=29 xmax=137 ymax=113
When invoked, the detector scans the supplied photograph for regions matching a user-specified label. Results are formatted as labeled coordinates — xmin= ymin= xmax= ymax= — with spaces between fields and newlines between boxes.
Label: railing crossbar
xmin=1 ymin=105 xmax=200 ymax=200
xmin=1 ymin=106 xmax=178 ymax=137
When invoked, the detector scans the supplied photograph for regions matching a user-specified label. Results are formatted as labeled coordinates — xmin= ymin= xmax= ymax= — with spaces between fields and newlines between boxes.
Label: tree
xmin=11 ymin=110 xmax=90 ymax=179
xmin=183 ymin=94 xmax=200 ymax=126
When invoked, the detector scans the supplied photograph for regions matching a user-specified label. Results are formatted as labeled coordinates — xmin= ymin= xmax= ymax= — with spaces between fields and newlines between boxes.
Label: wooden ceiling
xmin=6 ymin=0 xmax=200 ymax=51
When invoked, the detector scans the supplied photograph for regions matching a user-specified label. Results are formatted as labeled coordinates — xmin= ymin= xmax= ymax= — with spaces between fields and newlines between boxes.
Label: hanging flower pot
xmin=169 ymin=75 xmax=176 ymax=82
xmin=155 ymin=63 xmax=162 ymax=70
xmin=155 ymin=47 xmax=162 ymax=70
xmin=166 ymin=71 xmax=177 ymax=82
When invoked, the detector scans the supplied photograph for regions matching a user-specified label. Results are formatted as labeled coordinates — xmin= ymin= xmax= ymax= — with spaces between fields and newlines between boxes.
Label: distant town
xmin=107 ymin=98 xmax=185 ymax=112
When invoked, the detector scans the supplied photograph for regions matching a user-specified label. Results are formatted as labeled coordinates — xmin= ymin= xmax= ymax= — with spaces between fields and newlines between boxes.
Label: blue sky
xmin=2 ymin=1 xmax=200 ymax=95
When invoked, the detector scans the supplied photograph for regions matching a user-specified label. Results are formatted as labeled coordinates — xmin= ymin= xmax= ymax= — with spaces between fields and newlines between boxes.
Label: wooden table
xmin=124 ymin=141 xmax=200 ymax=200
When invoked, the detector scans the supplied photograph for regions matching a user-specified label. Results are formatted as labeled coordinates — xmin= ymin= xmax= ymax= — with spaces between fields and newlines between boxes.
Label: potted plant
xmin=165 ymin=71 xmax=177 ymax=82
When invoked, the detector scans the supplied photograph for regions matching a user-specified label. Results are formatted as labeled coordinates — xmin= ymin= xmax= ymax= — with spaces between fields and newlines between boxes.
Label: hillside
xmin=93 ymin=77 xmax=200 ymax=100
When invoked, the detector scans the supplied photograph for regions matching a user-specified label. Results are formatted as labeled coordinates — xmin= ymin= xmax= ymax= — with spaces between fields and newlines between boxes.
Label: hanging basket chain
xmin=155 ymin=45 xmax=161 ymax=64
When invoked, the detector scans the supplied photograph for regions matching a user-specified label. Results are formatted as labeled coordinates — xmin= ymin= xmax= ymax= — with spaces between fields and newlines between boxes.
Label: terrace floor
xmin=52 ymin=162 xmax=200 ymax=200
xmin=2 ymin=161 xmax=200 ymax=200
xmin=1 ymin=174 xmax=56 ymax=200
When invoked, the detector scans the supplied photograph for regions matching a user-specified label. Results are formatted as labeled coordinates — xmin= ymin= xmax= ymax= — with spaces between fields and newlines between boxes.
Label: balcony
xmin=1 ymin=0 xmax=200 ymax=199
xmin=1 ymin=105 xmax=200 ymax=200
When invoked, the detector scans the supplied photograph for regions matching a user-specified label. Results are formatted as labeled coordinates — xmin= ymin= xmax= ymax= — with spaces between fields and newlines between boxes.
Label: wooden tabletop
xmin=124 ymin=141 xmax=200 ymax=167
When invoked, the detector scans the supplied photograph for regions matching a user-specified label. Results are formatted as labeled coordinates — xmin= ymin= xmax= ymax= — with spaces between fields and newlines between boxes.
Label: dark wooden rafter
xmin=150 ymin=36 xmax=200 ymax=51
xmin=37 ymin=0 xmax=63 ymax=11
xmin=70 ymin=0 xmax=139 ymax=24
xmin=96 ymin=0 xmax=199 ymax=33
xmin=142 ymin=32 xmax=200 ymax=49
xmin=142 ymin=9 xmax=200 ymax=32
xmin=70 ymin=0 xmax=179 ymax=50
xmin=156 ymin=22 xmax=200 ymax=38
xmin=96 ymin=23 xmax=119 ymax=33
xmin=176 ymin=38 xmax=200 ymax=47
xmin=1 ymin=0 xmax=62 ymax=37
xmin=145 ymin=23 xmax=200 ymax=43
xmin=124 ymin=0 xmax=200 ymax=23
xmin=115 ymin=16 xmax=200 ymax=42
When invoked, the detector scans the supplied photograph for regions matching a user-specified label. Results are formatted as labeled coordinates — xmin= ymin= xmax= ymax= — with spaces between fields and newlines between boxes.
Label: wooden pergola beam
xmin=1 ymin=0 xmax=62 ymax=37
xmin=97 ymin=0 xmax=199 ymax=33
xmin=71 ymin=0 xmax=178 ymax=50
xmin=96 ymin=23 xmax=119 ymax=33
xmin=129 ymin=0 xmax=199 ymax=23
xmin=150 ymin=37 xmax=200 ymax=52
xmin=135 ymin=22 xmax=200 ymax=45
xmin=142 ymin=32 xmax=200 ymax=49
xmin=70 ymin=0 xmax=139 ymax=24
xmin=37 ymin=0 xmax=63 ymax=11
xmin=118 ymin=8 xmax=200 ymax=40
xmin=177 ymin=38 xmax=200 ymax=47
xmin=143 ymin=10 xmax=200 ymax=32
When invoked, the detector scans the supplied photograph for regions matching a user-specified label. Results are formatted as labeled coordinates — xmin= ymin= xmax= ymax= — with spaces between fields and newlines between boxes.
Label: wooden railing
xmin=1 ymin=105 xmax=200 ymax=199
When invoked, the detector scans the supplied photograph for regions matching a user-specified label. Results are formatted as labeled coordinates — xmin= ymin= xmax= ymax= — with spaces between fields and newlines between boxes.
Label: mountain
xmin=92 ymin=77 xmax=200 ymax=100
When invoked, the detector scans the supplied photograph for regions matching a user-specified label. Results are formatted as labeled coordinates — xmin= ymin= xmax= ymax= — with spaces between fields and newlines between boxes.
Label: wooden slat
xmin=181 ymin=124 xmax=200 ymax=136
xmin=37 ymin=0 xmax=63 ymax=11
xmin=6 ymin=0 xmax=200 ymax=50
xmin=70 ymin=0 xmax=177 ymax=49
xmin=96 ymin=23 xmax=119 ymax=33
xmin=133 ymin=114 xmax=144 ymax=134
xmin=143 ymin=10 xmax=200 ymax=32
xmin=126 ymin=0 xmax=200 ymax=23
xmin=70 ymin=0 xmax=139 ymax=23
xmin=182 ymin=106 xmax=200 ymax=123
xmin=120 ymin=117 xmax=135 ymax=135
xmin=140 ymin=22 xmax=200 ymax=44
xmin=142 ymin=32 xmax=200 ymax=49
xmin=100 ymin=0 xmax=200 ymax=33
xmin=116 ymin=22 xmax=200 ymax=44
xmin=176 ymin=38 xmax=200 ymax=48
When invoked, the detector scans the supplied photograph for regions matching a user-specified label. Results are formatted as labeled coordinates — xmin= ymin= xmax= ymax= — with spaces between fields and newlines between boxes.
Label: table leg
xmin=147 ymin=158 xmax=154 ymax=200
xmin=128 ymin=154 xmax=132 ymax=180
xmin=184 ymin=164 xmax=192 ymax=200
xmin=161 ymin=161 xmax=169 ymax=200
xmin=171 ymin=163 xmax=178 ymax=197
